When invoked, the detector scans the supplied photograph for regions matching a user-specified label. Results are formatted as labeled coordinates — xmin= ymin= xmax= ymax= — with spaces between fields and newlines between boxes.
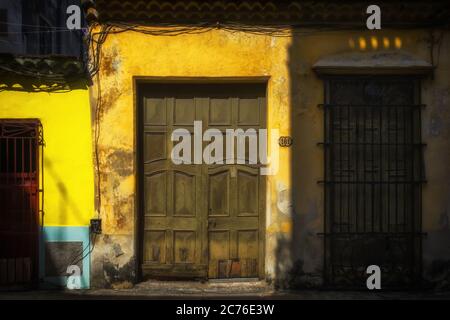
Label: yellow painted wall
xmin=91 ymin=28 xmax=294 ymax=281
xmin=0 ymin=88 xmax=95 ymax=226
xmin=92 ymin=26 xmax=450 ymax=284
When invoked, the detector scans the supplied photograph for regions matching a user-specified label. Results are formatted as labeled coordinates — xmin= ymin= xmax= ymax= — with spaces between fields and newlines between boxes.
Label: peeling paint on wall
xmin=91 ymin=27 xmax=450 ymax=288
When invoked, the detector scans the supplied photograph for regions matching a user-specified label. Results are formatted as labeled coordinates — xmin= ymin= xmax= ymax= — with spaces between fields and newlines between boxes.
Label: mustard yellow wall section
xmin=92 ymin=27 xmax=450 ymax=278
xmin=0 ymin=89 xmax=95 ymax=226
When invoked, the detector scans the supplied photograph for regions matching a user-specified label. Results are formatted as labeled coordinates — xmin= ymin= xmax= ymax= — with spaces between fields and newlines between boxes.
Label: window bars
xmin=320 ymin=77 xmax=425 ymax=288
xmin=0 ymin=120 xmax=43 ymax=287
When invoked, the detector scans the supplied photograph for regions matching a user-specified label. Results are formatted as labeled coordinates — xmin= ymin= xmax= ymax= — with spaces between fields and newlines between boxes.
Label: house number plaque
xmin=278 ymin=136 xmax=293 ymax=147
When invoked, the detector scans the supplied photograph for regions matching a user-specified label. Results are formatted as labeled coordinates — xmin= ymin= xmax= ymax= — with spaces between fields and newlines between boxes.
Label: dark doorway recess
xmin=137 ymin=82 xmax=267 ymax=280
xmin=0 ymin=120 xmax=42 ymax=288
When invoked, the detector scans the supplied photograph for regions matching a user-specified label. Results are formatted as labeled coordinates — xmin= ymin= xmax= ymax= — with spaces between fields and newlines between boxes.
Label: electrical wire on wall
xmin=428 ymin=29 xmax=446 ymax=71
xmin=87 ymin=23 xmax=112 ymax=221
xmin=55 ymin=24 xmax=112 ymax=270
xmin=81 ymin=20 xmax=362 ymax=254
xmin=83 ymin=18 xmax=449 ymax=251
xmin=2 ymin=19 xmax=440 ymax=92
xmin=81 ymin=19 xmax=391 ymax=95
xmin=63 ymin=24 xmax=115 ymax=270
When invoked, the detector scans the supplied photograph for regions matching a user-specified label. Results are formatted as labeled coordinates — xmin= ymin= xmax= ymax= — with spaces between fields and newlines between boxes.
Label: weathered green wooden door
xmin=139 ymin=83 xmax=266 ymax=280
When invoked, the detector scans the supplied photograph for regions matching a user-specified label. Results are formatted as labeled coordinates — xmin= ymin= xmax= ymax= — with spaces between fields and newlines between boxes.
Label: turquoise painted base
xmin=39 ymin=226 xmax=90 ymax=289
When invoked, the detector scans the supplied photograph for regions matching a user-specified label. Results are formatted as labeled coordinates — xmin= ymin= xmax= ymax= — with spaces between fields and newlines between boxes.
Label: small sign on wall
xmin=278 ymin=136 xmax=293 ymax=147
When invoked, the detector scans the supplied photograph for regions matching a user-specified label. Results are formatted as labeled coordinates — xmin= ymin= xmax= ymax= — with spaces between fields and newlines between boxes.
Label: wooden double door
xmin=138 ymin=83 xmax=266 ymax=280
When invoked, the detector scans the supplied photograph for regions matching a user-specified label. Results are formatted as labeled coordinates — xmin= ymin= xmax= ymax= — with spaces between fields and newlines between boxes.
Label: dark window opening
xmin=0 ymin=9 xmax=7 ymax=34
xmin=322 ymin=76 xmax=424 ymax=288
xmin=18 ymin=0 xmax=84 ymax=57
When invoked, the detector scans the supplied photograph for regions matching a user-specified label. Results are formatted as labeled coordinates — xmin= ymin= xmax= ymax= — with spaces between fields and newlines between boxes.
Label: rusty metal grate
xmin=320 ymin=77 xmax=425 ymax=288
xmin=0 ymin=120 xmax=43 ymax=287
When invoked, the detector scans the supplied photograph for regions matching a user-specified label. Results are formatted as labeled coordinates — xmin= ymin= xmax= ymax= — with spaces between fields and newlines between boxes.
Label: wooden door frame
xmin=133 ymin=77 xmax=269 ymax=282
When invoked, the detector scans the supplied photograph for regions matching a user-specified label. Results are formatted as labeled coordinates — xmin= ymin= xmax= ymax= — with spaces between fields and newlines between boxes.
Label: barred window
xmin=322 ymin=76 xmax=424 ymax=288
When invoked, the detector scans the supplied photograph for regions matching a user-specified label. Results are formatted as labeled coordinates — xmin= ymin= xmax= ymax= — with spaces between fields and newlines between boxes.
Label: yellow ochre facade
xmin=91 ymin=26 xmax=450 ymax=288
xmin=1 ymin=0 xmax=450 ymax=293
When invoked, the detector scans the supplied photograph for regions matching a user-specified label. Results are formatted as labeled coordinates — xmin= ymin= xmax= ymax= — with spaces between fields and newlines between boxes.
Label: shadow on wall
xmin=276 ymin=31 xmax=414 ymax=289
xmin=0 ymin=77 xmax=88 ymax=93
xmin=273 ymin=30 xmax=326 ymax=289
xmin=275 ymin=29 xmax=450 ymax=290
xmin=43 ymin=152 xmax=86 ymax=227
xmin=278 ymin=31 xmax=408 ymax=289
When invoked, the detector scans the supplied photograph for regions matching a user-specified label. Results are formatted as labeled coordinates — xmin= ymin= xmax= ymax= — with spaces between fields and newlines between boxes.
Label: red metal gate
xmin=0 ymin=120 xmax=42 ymax=287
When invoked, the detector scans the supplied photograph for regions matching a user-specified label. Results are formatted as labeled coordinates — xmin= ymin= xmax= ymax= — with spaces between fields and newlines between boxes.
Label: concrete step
xmin=132 ymin=279 xmax=273 ymax=295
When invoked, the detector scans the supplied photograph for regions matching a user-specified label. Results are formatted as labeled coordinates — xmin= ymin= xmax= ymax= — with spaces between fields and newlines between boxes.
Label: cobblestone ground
xmin=1 ymin=280 xmax=450 ymax=300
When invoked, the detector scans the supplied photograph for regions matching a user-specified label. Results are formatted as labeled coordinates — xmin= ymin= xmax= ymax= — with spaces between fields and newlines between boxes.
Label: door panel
xmin=144 ymin=172 xmax=167 ymax=216
xmin=141 ymin=91 xmax=204 ymax=279
xmin=237 ymin=169 xmax=259 ymax=216
xmin=208 ymin=231 xmax=230 ymax=278
xmin=174 ymin=231 xmax=196 ymax=263
xmin=143 ymin=231 xmax=166 ymax=263
xmin=204 ymin=89 xmax=265 ymax=278
xmin=237 ymin=230 xmax=259 ymax=277
xmin=208 ymin=169 xmax=230 ymax=216
xmin=139 ymin=83 xmax=266 ymax=280
xmin=173 ymin=171 xmax=196 ymax=217
xmin=209 ymin=98 xmax=232 ymax=125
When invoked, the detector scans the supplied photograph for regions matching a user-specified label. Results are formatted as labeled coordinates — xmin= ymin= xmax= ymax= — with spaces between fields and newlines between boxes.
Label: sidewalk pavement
xmin=1 ymin=280 xmax=450 ymax=300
